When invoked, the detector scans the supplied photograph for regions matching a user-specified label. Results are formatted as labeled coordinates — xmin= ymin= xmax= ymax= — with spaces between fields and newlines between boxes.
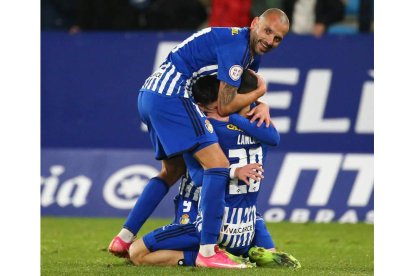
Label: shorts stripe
xmin=190 ymin=100 xmax=206 ymax=136
xmin=180 ymin=98 xmax=205 ymax=137
xmin=155 ymin=224 xmax=194 ymax=240
xmin=155 ymin=224 xmax=195 ymax=242
xmin=180 ymin=98 xmax=200 ymax=137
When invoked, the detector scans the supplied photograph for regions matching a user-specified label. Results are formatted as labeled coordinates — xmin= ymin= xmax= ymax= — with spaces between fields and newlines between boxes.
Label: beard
xmin=256 ymin=39 xmax=272 ymax=54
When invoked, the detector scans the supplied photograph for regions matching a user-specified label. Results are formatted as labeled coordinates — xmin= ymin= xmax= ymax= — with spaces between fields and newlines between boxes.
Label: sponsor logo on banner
xmin=263 ymin=153 xmax=374 ymax=224
xmin=103 ymin=165 xmax=158 ymax=209
xmin=41 ymin=35 xmax=373 ymax=222
xmin=41 ymin=165 xmax=92 ymax=208
xmin=41 ymin=162 xmax=159 ymax=210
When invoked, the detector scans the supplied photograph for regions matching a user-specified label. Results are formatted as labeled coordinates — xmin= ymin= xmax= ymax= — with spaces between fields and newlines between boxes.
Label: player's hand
xmin=246 ymin=101 xmax=271 ymax=127
xmin=234 ymin=163 xmax=264 ymax=185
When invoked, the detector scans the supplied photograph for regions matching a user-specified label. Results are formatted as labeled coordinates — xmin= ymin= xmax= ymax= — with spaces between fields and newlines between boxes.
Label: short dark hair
xmin=192 ymin=75 xmax=220 ymax=105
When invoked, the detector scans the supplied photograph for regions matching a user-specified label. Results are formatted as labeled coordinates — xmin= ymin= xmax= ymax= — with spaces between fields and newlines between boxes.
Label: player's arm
xmin=217 ymin=74 xmax=266 ymax=116
xmin=229 ymin=113 xmax=280 ymax=146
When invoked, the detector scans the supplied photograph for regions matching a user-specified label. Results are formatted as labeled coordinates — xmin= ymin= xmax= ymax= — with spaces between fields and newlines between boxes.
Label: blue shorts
xmin=143 ymin=223 xmax=200 ymax=252
xmin=142 ymin=222 xmax=253 ymax=257
xmin=138 ymin=90 xmax=218 ymax=160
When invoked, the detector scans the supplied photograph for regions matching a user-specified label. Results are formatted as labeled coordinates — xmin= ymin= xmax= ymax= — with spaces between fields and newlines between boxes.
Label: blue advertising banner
xmin=41 ymin=31 xmax=373 ymax=222
xmin=41 ymin=149 xmax=373 ymax=223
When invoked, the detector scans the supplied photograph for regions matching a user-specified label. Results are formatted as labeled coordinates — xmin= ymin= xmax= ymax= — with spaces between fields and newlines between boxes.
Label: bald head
xmin=249 ymin=8 xmax=290 ymax=55
xmin=260 ymin=8 xmax=290 ymax=27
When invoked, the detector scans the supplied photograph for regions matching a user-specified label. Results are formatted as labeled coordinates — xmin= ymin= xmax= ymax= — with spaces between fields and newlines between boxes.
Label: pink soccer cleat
xmin=195 ymin=245 xmax=253 ymax=269
xmin=108 ymin=236 xmax=132 ymax=258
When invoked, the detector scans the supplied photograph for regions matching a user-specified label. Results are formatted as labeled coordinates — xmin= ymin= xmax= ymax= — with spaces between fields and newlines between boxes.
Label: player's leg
xmin=251 ymin=215 xmax=276 ymax=251
xmin=108 ymin=156 xmax=186 ymax=257
xmin=131 ymin=92 xmax=246 ymax=268
xmin=192 ymin=143 xmax=229 ymax=259
xmin=109 ymin=91 xmax=189 ymax=257
xmin=129 ymin=239 xmax=186 ymax=266
xmin=130 ymin=223 xmax=200 ymax=267
xmin=193 ymin=143 xmax=255 ymax=268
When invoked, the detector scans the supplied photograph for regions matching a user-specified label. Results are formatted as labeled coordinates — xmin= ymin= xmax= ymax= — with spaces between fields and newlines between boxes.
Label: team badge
xmin=205 ymin=119 xmax=214 ymax=133
xmin=231 ymin=28 xmax=239 ymax=35
xmin=180 ymin=214 xmax=190 ymax=225
xmin=229 ymin=65 xmax=243 ymax=81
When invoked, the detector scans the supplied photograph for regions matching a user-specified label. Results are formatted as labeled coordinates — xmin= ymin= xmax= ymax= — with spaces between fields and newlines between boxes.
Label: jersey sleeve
xmin=229 ymin=114 xmax=280 ymax=146
xmin=214 ymin=28 xmax=249 ymax=87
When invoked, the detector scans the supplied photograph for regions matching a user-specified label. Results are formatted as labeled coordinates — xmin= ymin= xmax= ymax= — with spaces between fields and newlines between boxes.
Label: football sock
xmin=183 ymin=250 xmax=198 ymax=266
xmin=199 ymin=244 xmax=216 ymax=257
xmin=118 ymin=228 xmax=134 ymax=243
xmin=199 ymin=168 xmax=228 ymax=246
xmin=123 ymin=177 xmax=169 ymax=235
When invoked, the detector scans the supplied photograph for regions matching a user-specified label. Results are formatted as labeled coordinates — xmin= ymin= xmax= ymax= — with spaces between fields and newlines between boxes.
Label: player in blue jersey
xmin=127 ymin=75 xmax=300 ymax=269
xmin=109 ymin=8 xmax=290 ymax=268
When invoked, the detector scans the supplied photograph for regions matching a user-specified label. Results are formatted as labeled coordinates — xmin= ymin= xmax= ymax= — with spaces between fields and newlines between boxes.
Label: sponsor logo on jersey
xmin=222 ymin=224 xmax=254 ymax=234
xmin=231 ymin=28 xmax=239 ymax=35
xmin=226 ymin=124 xmax=243 ymax=132
xmin=229 ymin=65 xmax=243 ymax=81
xmin=205 ymin=119 xmax=214 ymax=133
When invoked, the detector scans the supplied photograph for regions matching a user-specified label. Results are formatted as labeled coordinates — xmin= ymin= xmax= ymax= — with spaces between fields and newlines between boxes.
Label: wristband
xmin=229 ymin=167 xmax=237 ymax=179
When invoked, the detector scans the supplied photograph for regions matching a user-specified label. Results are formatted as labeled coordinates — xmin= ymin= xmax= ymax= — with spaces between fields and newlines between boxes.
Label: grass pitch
xmin=41 ymin=217 xmax=373 ymax=275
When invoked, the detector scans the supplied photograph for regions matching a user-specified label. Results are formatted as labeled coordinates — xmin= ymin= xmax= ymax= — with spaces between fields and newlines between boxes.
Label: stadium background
xmin=41 ymin=1 xmax=373 ymax=224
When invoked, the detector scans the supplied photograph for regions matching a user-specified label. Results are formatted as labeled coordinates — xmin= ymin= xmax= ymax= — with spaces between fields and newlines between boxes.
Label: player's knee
xmin=129 ymin=239 xmax=149 ymax=266
xmin=158 ymin=159 xmax=186 ymax=186
xmin=158 ymin=168 xmax=184 ymax=186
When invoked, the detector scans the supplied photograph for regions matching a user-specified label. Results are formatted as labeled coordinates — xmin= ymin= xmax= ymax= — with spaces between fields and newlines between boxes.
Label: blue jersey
xmin=140 ymin=27 xmax=261 ymax=98
xmin=143 ymin=115 xmax=279 ymax=257
xmin=197 ymin=119 xmax=268 ymax=254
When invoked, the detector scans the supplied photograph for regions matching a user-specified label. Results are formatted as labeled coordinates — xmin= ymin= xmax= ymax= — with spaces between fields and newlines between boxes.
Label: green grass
xmin=41 ymin=217 xmax=373 ymax=275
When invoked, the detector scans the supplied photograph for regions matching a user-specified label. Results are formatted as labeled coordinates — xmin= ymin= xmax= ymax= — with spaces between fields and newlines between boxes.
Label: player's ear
xmin=250 ymin=17 xmax=259 ymax=28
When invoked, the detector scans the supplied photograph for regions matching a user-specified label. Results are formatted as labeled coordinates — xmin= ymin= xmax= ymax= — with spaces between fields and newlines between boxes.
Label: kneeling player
xmin=128 ymin=75 xmax=301 ymax=269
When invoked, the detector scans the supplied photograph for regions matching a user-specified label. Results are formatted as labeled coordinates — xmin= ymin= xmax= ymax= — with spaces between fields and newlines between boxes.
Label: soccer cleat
xmin=108 ymin=236 xmax=132 ymax=258
xmin=224 ymin=250 xmax=256 ymax=268
xmin=196 ymin=245 xmax=253 ymax=269
xmin=248 ymin=246 xmax=301 ymax=270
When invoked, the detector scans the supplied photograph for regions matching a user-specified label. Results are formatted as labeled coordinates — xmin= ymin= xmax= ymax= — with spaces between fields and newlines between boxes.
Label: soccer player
xmin=128 ymin=75 xmax=301 ymax=269
xmin=109 ymin=8 xmax=290 ymax=268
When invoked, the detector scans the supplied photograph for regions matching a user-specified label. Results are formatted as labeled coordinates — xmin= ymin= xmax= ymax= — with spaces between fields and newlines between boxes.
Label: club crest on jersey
xmin=180 ymin=214 xmax=190 ymax=225
xmin=205 ymin=119 xmax=214 ymax=133
xmin=229 ymin=65 xmax=243 ymax=81
xmin=231 ymin=28 xmax=239 ymax=35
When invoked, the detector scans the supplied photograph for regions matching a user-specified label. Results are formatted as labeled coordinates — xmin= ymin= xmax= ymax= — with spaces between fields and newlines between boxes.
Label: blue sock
xmin=199 ymin=168 xmax=229 ymax=245
xmin=183 ymin=250 xmax=198 ymax=266
xmin=123 ymin=177 xmax=169 ymax=235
